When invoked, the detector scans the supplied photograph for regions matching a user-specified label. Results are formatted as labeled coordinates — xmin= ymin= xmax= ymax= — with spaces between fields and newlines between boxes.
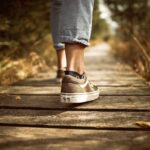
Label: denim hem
xmin=54 ymin=43 xmax=65 ymax=50
xmin=60 ymin=36 xmax=90 ymax=46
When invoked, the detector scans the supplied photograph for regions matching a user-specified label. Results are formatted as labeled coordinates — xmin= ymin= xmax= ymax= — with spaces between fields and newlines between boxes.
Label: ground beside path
xmin=0 ymin=43 xmax=150 ymax=150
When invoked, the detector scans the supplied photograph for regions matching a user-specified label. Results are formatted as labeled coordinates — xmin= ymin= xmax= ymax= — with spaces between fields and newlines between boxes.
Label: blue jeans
xmin=51 ymin=0 xmax=94 ymax=50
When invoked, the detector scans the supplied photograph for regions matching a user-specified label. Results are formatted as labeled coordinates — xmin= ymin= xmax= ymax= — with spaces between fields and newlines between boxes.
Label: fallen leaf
xmin=135 ymin=121 xmax=150 ymax=128
xmin=16 ymin=96 xmax=21 ymax=100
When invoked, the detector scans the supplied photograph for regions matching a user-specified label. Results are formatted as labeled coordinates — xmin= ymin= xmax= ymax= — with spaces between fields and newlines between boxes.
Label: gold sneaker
xmin=60 ymin=73 xmax=100 ymax=103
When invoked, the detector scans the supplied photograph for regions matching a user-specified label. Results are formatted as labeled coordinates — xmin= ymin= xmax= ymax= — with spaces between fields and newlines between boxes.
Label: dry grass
xmin=0 ymin=35 xmax=56 ymax=85
xmin=110 ymin=37 xmax=150 ymax=81
xmin=90 ymin=39 xmax=103 ymax=46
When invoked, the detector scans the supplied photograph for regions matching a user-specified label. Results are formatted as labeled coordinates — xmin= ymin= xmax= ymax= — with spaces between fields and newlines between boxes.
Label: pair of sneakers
xmin=56 ymin=69 xmax=100 ymax=103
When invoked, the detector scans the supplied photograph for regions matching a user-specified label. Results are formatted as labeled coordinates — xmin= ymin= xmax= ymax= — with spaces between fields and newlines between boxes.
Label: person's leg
xmin=56 ymin=48 xmax=66 ymax=80
xmin=65 ymin=43 xmax=85 ymax=74
xmin=59 ymin=0 xmax=100 ymax=103
xmin=59 ymin=0 xmax=94 ymax=74
xmin=56 ymin=48 xmax=66 ymax=70
xmin=51 ymin=0 xmax=66 ymax=78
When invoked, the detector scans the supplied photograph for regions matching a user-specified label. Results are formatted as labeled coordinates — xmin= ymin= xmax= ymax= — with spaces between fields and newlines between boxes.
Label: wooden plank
xmin=29 ymin=70 xmax=139 ymax=78
xmin=0 ymin=42 xmax=149 ymax=150
xmin=0 ymin=95 xmax=150 ymax=110
xmin=0 ymin=110 xmax=149 ymax=128
xmin=89 ymin=75 xmax=144 ymax=81
xmin=88 ymin=73 xmax=141 ymax=80
xmin=0 ymin=126 xmax=150 ymax=150
xmin=0 ymin=86 xmax=150 ymax=95
xmin=92 ymin=80 xmax=146 ymax=87
xmin=86 ymin=63 xmax=132 ymax=71
xmin=87 ymin=70 xmax=139 ymax=76
xmin=101 ymin=86 xmax=150 ymax=95
xmin=0 ymin=86 xmax=60 ymax=95
xmin=13 ymin=78 xmax=146 ymax=87
xmin=13 ymin=82 xmax=145 ymax=87
xmin=12 ymin=70 xmax=146 ymax=87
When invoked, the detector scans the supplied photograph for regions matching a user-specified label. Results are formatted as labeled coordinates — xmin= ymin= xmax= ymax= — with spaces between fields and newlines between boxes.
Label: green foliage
xmin=92 ymin=0 xmax=110 ymax=39
xmin=104 ymin=0 xmax=150 ymax=39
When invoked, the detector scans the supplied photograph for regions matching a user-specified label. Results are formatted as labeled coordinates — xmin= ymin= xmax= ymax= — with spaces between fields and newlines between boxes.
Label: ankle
xmin=66 ymin=66 xmax=84 ymax=75
xmin=58 ymin=66 xmax=66 ymax=71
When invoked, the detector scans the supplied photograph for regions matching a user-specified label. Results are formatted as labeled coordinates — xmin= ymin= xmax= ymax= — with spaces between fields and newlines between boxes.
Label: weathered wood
xmin=12 ymin=70 xmax=146 ymax=87
xmin=92 ymin=80 xmax=146 ymax=87
xmin=0 ymin=95 xmax=149 ymax=110
xmin=0 ymin=43 xmax=150 ymax=150
xmin=0 ymin=109 xmax=149 ymax=128
xmin=101 ymin=86 xmax=150 ymax=95
xmin=11 ymin=55 xmax=146 ymax=87
xmin=13 ymin=79 xmax=146 ymax=87
xmin=86 ymin=63 xmax=132 ymax=71
xmin=0 ymin=86 xmax=150 ymax=95
xmin=0 ymin=127 xmax=150 ymax=150
xmin=89 ymin=73 xmax=141 ymax=80
xmin=0 ymin=86 xmax=60 ymax=95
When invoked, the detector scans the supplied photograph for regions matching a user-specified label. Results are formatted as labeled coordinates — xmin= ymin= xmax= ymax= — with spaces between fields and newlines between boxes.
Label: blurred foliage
xmin=0 ymin=0 xmax=52 ymax=59
xmin=0 ymin=0 xmax=108 ymax=61
xmin=104 ymin=0 xmax=150 ymax=80
xmin=0 ymin=0 xmax=110 ymax=85
xmin=92 ymin=0 xmax=110 ymax=39
xmin=0 ymin=0 xmax=56 ymax=85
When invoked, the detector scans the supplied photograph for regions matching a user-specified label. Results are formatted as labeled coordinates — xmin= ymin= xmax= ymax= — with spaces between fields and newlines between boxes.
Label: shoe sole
xmin=60 ymin=90 xmax=100 ymax=103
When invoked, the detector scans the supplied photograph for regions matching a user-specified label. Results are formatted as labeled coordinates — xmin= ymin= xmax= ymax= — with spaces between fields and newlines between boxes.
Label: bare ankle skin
xmin=56 ymin=48 xmax=67 ymax=70
xmin=65 ymin=43 xmax=86 ymax=75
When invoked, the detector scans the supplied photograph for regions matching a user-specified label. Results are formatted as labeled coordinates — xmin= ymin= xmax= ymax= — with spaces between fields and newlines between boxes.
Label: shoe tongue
xmin=65 ymin=71 xmax=85 ymax=79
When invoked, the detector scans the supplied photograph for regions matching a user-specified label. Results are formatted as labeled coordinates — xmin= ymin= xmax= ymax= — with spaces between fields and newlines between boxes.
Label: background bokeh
xmin=0 ymin=0 xmax=149 ymax=85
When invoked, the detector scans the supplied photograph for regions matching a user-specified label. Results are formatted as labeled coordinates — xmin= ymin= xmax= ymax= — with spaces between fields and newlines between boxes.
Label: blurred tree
xmin=104 ymin=0 xmax=150 ymax=79
xmin=0 ymin=0 xmax=56 ymax=85
xmin=0 ymin=0 xmax=51 ymax=59
xmin=104 ymin=0 xmax=150 ymax=41
xmin=92 ymin=0 xmax=110 ymax=39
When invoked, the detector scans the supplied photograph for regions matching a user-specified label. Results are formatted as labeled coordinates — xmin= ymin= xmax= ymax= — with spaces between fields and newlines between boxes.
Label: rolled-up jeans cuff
xmin=51 ymin=0 xmax=94 ymax=49
xmin=54 ymin=43 xmax=65 ymax=50
xmin=60 ymin=36 xmax=89 ymax=46
xmin=59 ymin=29 xmax=91 ymax=46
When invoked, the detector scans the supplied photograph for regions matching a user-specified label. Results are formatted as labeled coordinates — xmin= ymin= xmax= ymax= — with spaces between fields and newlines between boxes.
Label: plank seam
xmin=0 ymin=123 xmax=150 ymax=131
xmin=0 ymin=106 xmax=150 ymax=112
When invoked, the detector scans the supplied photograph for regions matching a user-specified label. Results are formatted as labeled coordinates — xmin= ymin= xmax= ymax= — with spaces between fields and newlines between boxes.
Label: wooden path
xmin=0 ymin=43 xmax=150 ymax=150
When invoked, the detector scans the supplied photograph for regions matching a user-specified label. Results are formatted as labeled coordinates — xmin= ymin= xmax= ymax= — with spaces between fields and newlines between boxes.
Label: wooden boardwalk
xmin=0 ymin=43 xmax=150 ymax=150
